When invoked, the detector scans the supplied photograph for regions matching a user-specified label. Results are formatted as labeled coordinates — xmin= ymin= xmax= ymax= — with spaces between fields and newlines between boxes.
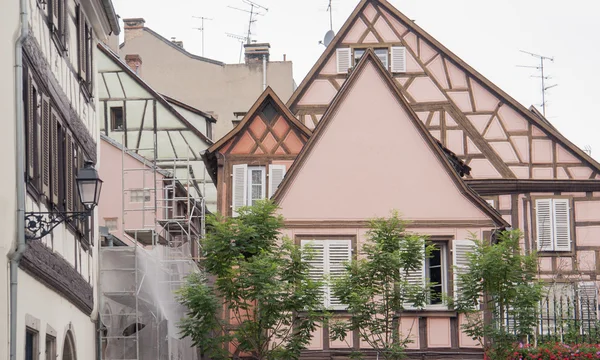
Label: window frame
xmin=532 ymin=196 xmax=574 ymax=253
xmin=352 ymin=47 xmax=389 ymax=69
xmin=45 ymin=334 xmax=56 ymax=360
xmin=130 ymin=189 xmax=151 ymax=203
xmin=48 ymin=0 xmax=66 ymax=52
xmin=425 ymin=241 xmax=448 ymax=307
xmin=25 ymin=328 xmax=39 ymax=360
xmin=110 ymin=107 xmax=124 ymax=131
xmin=246 ymin=166 xmax=266 ymax=207
xmin=77 ymin=4 xmax=94 ymax=99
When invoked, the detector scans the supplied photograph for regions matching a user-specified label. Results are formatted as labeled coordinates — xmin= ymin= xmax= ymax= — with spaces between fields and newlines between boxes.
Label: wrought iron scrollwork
xmin=25 ymin=211 xmax=90 ymax=241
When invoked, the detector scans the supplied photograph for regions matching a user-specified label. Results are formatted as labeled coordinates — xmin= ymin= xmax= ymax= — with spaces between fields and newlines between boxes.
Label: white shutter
xmin=453 ymin=240 xmax=476 ymax=303
xmin=336 ymin=48 xmax=351 ymax=74
xmin=403 ymin=245 xmax=425 ymax=309
xmin=391 ymin=46 xmax=406 ymax=73
xmin=536 ymin=199 xmax=554 ymax=251
xmin=231 ymin=164 xmax=247 ymax=217
xmin=327 ymin=240 xmax=352 ymax=310
xmin=301 ymin=240 xmax=326 ymax=303
xmin=553 ymin=199 xmax=571 ymax=251
xmin=268 ymin=164 xmax=286 ymax=198
xmin=578 ymin=282 xmax=598 ymax=324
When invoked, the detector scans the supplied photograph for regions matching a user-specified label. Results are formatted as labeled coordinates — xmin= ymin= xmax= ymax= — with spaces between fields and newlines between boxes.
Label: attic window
xmin=110 ymin=107 xmax=124 ymax=131
xmin=261 ymin=102 xmax=278 ymax=123
xmin=354 ymin=48 xmax=388 ymax=68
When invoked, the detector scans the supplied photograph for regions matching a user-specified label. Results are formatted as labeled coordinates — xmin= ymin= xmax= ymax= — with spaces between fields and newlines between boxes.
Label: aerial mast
xmin=192 ymin=16 xmax=213 ymax=57
xmin=517 ymin=50 xmax=557 ymax=117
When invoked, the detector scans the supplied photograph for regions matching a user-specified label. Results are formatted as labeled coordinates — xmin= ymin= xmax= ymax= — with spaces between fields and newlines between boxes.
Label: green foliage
xmin=177 ymin=200 xmax=326 ymax=360
xmin=329 ymin=212 xmax=431 ymax=360
xmin=453 ymin=230 xmax=542 ymax=360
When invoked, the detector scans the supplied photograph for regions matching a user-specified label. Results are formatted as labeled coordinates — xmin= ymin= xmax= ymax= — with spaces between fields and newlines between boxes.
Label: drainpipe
xmin=262 ymin=54 xmax=266 ymax=91
xmin=9 ymin=0 xmax=30 ymax=359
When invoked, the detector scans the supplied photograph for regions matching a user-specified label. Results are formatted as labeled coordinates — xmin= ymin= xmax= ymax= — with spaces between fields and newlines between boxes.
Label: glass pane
xmin=252 ymin=185 xmax=261 ymax=200
xmin=251 ymin=170 xmax=262 ymax=185
xmin=430 ymin=247 xmax=441 ymax=267
xmin=354 ymin=49 xmax=365 ymax=64
xmin=430 ymin=267 xmax=442 ymax=284
xmin=375 ymin=48 xmax=388 ymax=68
xmin=25 ymin=331 xmax=34 ymax=360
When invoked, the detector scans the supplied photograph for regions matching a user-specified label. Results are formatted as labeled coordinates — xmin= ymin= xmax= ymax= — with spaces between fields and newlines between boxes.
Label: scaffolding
xmin=99 ymin=135 xmax=206 ymax=360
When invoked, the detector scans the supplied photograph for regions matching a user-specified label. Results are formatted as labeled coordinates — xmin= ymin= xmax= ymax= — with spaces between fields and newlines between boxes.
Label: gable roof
xmin=202 ymin=87 xmax=312 ymax=183
xmin=274 ymin=49 xmax=508 ymax=227
xmin=287 ymin=0 xmax=600 ymax=175
xmin=97 ymin=42 xmax=213 ymax=146
xmin=162 ymin=94 xmax=217 ymax=123
xmin=119 ymin=27 xmax=224 ymax=66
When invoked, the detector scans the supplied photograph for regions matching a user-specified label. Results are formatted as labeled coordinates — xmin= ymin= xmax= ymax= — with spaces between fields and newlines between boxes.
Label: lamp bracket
xmin=25 ymin=211 xmax=90 ymax=241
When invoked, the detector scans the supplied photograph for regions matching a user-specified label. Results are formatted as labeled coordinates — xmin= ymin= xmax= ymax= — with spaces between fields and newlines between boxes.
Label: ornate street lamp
xmin=25 ymin=161 xmax=103 ymax=240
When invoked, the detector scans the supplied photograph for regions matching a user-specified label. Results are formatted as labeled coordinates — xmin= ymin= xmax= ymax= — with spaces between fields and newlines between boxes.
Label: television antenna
xmin=228 ymin=0 xmax=268 ymax=44
xmin=226 ymin=32 xmax=249 ymax=63
xmin=584 ymin=145 xmax=592 ymax=157
xmin=517 ymin=50 xmax=556 ymax=117
xmin=192 ymin=16 xmax=213 ymax=57
xmin=319 ymin=0 xmax=336 ymax=47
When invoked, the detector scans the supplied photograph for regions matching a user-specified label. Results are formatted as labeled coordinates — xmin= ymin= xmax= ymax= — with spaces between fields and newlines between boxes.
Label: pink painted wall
xmin=278 ymin=62 xmax=491 ymax=222
xmin=99 ymin=138 xmax=165 ymax=243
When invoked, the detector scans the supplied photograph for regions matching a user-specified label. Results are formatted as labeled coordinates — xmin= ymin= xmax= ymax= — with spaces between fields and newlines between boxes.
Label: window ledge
xmin=402 ymin=310 xmax=457 ymax=317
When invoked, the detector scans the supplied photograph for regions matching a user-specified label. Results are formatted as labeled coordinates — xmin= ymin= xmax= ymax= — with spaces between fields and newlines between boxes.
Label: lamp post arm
xmin=24 ymin=211 xmax=91 ymax=241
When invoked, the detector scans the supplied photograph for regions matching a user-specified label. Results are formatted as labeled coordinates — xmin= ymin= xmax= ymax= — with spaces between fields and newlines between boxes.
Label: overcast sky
xmin=111 ymin=0 xmax=600 ymax=161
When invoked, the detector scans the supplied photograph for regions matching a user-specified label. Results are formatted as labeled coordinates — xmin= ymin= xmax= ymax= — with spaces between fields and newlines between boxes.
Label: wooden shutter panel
xmin=578 ymin=282 xmax=597 ymax=324
xmin=453 ymin=239 xmax=476 ymax=304
xmin=301 ymin=240 xmax=326 ymax=306
xmin=41 ymin=95 xmax=50 ymax=197
xmin=231 ymin=164 xmax=247 ymax=217
xmin=51 ymin=0 xmax=59 ymax=32
xmin=78 ymin=6 xmax=86 ymax=81
xmin=553 ymin=199 xmax=571 ymax=251
xmin=391 ymin=46 xmax=406 ymax=73
xmin=51 ymin=110 xmax=60 ymax=206
xmin=536 ymin=199 xmax=554 ymax=251
xmin=268 ymin=164 xmax=286 ymax=198
xmin=336 ymin=48 xmax=351 ymax=74
xmin=327 ymin=240 xmax=352 ymax=309
xmin=26 ymin=76 xmax=35 ymax=181
xmin=403 ymin=244 xmax=425 ymax=309
xmin=65 ymin=134 xmax=74 ymax=212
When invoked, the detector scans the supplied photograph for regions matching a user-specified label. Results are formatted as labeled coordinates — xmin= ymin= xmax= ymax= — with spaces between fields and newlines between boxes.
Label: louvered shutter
xmin=26 ymin=76 xmax=35 ymax=181
xmin=301 ymin=240 xmax=326 ymax=306
xmin=403 ymin=244 xmax=425 ymax=309
xmin=51 ymin=110 xmax=60 ymax=206
xmin=65 ymin=134 xmax=74 ymax=212
xmin=336 ymin=48 xmax=351 ymax=74
xmin=268 ymin=164 xmax=286 ymax=198
xmin=578 ymin=282 xmax=597 ymax=326
xmin=453 ymin=240 xmax=476 ymax=305
xmin=391 ymin=46 xmax=406 ymax=73
xmin=536 ymin=199 xmax=554 ymax=251
xmin=231 ymin=164 xmax=247 ymax=217
xmin=553 ymin=199 xmax=571 ymax=251
xmin=78 ymin=6 xmax=86 ymax=81
xmin=51 ymin=0 xmax=59 ymax=33
xmin=41 ymin=96 xmax=50 ymax=197
xmin=327 ymin=240 xmax=352 ymax=309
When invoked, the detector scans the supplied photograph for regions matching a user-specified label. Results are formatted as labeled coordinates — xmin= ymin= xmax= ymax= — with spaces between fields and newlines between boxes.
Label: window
xmin=104 ymin=218 xmax=118 ymax=231
xmin=535 ymin=198 xmax=572 ymax=251
xmin=61 ymin=331 xmax=76 ymax=360
xmin=110 ymin=107 xmax=124 ymax=131
xmin=353 ymin=48 xmax=388 ymax=68
xmin=426 ymin=242 xmax=447 ymax=305
xmin=77 ymin=5 xmax=94 ymax=96
xmin=231 ymin=164 xmax=286 ymax=216
xmin=130 ymin=190 xmax=151 ymax=203
xmin=247 ymin=166 xmax=266 ymax=206
xmin=45 ymin=335 xmax=56 ymax=360
xmin=25 ymin=74 xmax=41 ymax=191
xmin=25 ymin=328 xmax=38 ymax=360
xmin=48 ymin=0 xmax=66 ymax=50
xmin=301 ymin=239 xmax=352 ymax=309
xmin=353 ymin=48 xmax=366 ymax=65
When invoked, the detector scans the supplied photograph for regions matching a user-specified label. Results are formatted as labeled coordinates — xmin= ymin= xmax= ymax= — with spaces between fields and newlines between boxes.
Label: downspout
xmin=9 ymin=0 xmax=29 ymax=359
xmin=262 ymin=54 xmax=266 ymax=91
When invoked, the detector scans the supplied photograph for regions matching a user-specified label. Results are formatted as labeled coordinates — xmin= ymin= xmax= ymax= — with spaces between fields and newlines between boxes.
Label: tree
xmin=454 ymin=230 xmax=542 ymax=360
xmin=329 ymin=212 xmax=432 ymax=360
xmin=177 ymin=200 xmax=325 ymax=360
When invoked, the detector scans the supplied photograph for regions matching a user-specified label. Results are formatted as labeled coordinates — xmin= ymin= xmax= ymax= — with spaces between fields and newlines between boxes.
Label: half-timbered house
xmin=2 ymin=0 xmax=119 ymax=359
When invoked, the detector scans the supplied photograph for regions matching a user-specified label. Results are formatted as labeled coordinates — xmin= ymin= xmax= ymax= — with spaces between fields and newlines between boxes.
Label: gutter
xmin=9 ymin=0 xmax=30 ymax=359
xmin=100 ymin=0 xmax=120 ymax=35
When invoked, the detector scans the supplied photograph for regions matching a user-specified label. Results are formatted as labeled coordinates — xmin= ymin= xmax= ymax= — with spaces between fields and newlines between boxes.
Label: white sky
xmin=111 ymin=0 xmax=600 ymax=162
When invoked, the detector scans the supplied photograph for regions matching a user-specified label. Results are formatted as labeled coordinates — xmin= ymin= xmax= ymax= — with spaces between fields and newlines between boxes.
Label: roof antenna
xmin=192 ymin=16 xmax=213 ymax=57
xmin=228 ymin=0 xmax=268 ymax=44
xmin=226 ymin=32 xmax=249 ymax=64
xmin=584 ymin=145 xmax=592 ymax=157
xmin=319 ymin=0 xmax=335 ymax=47
xmin=517 ymin=50 xmax=557 ymax=117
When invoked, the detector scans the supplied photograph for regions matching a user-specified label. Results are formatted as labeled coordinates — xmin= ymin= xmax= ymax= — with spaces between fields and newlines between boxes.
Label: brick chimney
xmin=123 ymin=18 xmax=145 ymax=43
xmin=244 ymin=43 xmax=270 ymax=64
xmin=125 ymin=54 xmax=142 ymax=75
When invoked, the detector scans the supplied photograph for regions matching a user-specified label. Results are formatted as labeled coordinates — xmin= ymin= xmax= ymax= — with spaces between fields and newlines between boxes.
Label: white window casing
xmin=301 ymin=239 xmax=352 ymax=310
xmin=268 ymin=164 xmax=286 ymax=198
xmin=231 ymin=164 xmax=247 ymax=217
xmin=535 ymin=199 xmax=571 ymax=251
xmin=391 ymin=46 xmax=406 ymax=73
xmin=247 ymin=166 xmax=266 ymax=206
xmin=336 ymin=48 xmax=351 ymax=74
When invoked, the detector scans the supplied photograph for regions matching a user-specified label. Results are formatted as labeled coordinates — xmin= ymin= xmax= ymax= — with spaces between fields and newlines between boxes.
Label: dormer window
xmin=337 ymin=46 xmax=405 ymax=74
xmin=354 ymin=48 xmax=388 ymax=68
